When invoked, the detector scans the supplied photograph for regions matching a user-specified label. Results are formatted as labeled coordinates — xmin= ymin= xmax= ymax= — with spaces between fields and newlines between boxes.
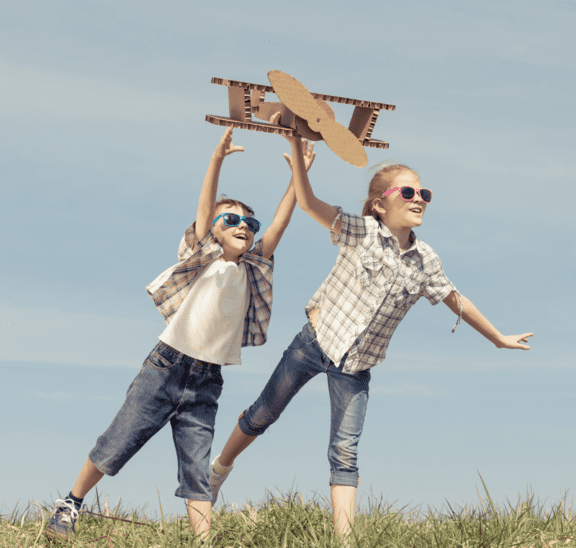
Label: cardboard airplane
xmin=205 ymin=70 xmax=395 ymax=168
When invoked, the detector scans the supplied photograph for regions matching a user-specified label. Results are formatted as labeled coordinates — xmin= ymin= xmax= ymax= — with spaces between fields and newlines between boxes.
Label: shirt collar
xmin=377 ymin=221 xmax=424 ymax=256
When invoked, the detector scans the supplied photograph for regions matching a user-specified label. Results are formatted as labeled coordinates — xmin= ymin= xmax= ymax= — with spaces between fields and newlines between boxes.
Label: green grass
xmin=2 ymin=474 xmax=575 ymax=548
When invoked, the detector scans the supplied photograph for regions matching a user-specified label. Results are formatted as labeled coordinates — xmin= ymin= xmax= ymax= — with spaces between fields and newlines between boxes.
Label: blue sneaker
xmin=45 ymin=498 xmax=80 ymax=541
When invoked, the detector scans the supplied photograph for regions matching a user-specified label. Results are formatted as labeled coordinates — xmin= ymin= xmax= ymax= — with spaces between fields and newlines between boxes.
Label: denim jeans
xmin=89 ymin=341 xmax=224 ymax=501
xmin=239 ymin=321 xmax=371 ymax=488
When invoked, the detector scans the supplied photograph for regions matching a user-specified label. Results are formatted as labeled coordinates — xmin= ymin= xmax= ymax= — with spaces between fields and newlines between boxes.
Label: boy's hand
xmin=495 ymin=333 xmax=533 ymax=350
xmin=214 ymin=127 xmax=245 ymax=161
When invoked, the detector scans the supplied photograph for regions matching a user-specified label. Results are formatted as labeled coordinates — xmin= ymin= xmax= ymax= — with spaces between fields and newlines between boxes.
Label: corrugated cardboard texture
xmin=206 ymin=74 xmax=395 ymax=163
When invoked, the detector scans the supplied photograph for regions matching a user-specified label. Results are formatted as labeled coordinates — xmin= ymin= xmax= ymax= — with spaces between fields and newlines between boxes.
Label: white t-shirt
xmin=159 ymin=258 xmax=250 ymax=365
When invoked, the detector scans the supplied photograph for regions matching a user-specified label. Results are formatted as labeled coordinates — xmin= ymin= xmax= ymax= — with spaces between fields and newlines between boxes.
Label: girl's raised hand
xmin=214 ymin=127 xmax=245 ymax=160
xmin=283 ymin=140 xmax=315 ymax=172
xmin=495 ymin=333 xmax=533 ymax=350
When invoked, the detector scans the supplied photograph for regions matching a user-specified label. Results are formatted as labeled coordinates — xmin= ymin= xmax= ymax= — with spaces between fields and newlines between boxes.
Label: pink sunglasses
xmin=383 ymin=186 xmax=432 ymax=203
xmin=371 ymin=186 xmax=433 ymax=210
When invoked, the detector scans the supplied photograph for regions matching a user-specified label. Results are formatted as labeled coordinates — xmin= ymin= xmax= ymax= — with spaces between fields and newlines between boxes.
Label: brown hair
xmin=214 ymin=194 xmax=255 ymax=218
xmin=359 ymin=162 xmax=420 ymax=221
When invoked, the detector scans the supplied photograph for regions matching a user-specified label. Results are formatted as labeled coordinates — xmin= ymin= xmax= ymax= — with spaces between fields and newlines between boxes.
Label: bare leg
xmin=218 ymin=422 xmax=258 ymax=467
xmin=187 ymin=500 xmax=211 ymax=541
xmin=71 ymin=458 xmax=105 ymax=499
xmin=331 ymin=485 xmax=356 ymax=538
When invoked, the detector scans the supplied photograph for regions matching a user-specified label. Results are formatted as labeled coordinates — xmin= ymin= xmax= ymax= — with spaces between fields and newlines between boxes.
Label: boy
xmin=45 ymin=126 xmax=316 ymax=544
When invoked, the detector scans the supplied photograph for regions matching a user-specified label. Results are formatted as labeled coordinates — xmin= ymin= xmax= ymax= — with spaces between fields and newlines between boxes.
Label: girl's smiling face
xmin=212 ymin=203 xmax=255 ymax=262
xmin=372 ymin=171 xmax=427 ymax=230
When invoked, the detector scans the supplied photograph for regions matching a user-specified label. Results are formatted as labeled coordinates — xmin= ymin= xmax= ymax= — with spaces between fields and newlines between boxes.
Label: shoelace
xmin=54 ymin=499 xmax=80 ymax=523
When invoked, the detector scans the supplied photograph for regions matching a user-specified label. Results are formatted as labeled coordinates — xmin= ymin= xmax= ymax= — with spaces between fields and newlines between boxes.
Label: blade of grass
xmin=19 ymin=504 xmax=30 ymax=528
xmin=155 ymin=485 xmax=166 ymax=532
xmin=477 ymin=470 xmax=500 ymax=520
xmin=95 ymin=486 xmax=102 ymax=515
xmin=9 ymin=499 xmax=20 ymax=525
xmin=32 ymin=501 xmax=44 ymax=548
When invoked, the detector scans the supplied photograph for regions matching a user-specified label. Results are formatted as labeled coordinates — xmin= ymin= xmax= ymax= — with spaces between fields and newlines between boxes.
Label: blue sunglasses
xmin=213 ymin=212 xmax=261 ymax=234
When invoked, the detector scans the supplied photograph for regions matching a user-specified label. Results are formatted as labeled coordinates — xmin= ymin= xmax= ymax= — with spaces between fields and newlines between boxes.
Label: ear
xmin=372 ymin=199 xmax=386 ymax=218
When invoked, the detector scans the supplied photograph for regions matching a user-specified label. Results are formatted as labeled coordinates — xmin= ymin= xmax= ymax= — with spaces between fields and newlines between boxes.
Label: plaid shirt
xmin=146 ymin=222 xmax=274 ymax=347
xmin=305 ymin=207 xmax=462 ymax=374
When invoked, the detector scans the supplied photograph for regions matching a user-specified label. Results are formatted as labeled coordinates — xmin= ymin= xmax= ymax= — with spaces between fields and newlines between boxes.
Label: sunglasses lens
xmin=223 ymin=213 xmax=241 ymax=226
xmin=400 ymin=187 xmax=415 ymax=200
xmin=245 ymin=218 xmax=260 ymax=234
xmin=420 ymin=189 xmax=432 ymax=203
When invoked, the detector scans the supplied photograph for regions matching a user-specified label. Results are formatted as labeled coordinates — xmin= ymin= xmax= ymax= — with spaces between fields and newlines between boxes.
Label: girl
xmin=208 ymin=134 xmax=533 ymax=545
xmin=44 ymin=126 xmax=316 ymax=545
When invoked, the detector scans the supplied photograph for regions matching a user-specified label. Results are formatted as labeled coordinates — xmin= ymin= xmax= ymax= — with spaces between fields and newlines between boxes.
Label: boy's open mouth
xmin=234 ymin=234 xmax=248 ymax=240
xmin=409 ymin=207 xmax=422 ymax=214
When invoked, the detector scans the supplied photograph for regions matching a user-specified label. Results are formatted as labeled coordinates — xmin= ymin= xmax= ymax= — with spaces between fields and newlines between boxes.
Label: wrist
xmin=492 ymin=333 xmax=505 ymax=348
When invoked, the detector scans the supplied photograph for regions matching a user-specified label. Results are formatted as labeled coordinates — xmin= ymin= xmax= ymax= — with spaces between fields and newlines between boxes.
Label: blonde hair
xmin=359 ymin=162 xmax=420 ymax=221
xmin=215 ymin=194 xmax=255 ymax=218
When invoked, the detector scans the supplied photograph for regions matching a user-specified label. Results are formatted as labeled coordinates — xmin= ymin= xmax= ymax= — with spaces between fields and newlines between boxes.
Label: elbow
xmin=298 ymin=200 xmax=311 ymax=213
xmin=444 ymin=291 xmax=462 ymax=314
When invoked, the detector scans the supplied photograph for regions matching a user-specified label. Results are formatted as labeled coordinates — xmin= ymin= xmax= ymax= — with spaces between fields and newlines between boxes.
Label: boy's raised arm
xmin=195 ymin=128 xmax=244 ymax=244
xmin=260 ymin=179 xmax=297 ymax=261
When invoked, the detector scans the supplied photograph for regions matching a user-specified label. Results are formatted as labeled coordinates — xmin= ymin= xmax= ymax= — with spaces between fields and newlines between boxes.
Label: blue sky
xmin=2 ymin=0 xmax=575 ymax=523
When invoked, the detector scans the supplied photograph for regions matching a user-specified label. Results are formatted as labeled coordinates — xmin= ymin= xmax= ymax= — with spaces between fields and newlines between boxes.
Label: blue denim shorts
xmin=89 ymin=341 xmax=224 ymax=501
xmin=239 ymin=321 xmax=371 ymax=488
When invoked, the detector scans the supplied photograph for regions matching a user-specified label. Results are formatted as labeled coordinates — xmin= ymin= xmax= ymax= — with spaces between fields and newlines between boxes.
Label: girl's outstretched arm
xmin=443 ymin=291 xmax=533 ymax=350
xmin=286 ymin=135 xmax=343 ymax=235
xmin=194 ymin=127 xmax=244 ymax=244
xmin=260 ymin=121 xmax=316 ymax=260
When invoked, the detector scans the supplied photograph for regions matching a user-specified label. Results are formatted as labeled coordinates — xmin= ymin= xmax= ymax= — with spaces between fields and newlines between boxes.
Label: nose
xmin=236 ymin=220 xmax=251 ymax=235
xmin=413 ymin=190 xmax=425 ymax=204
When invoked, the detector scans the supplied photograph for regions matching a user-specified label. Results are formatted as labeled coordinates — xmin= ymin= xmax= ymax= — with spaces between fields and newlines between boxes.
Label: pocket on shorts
xmin=145 ymin=347 xmax=176 ymax=371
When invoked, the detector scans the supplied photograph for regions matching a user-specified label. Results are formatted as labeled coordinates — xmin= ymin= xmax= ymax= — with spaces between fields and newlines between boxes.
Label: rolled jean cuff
xmin=88 ymin=449 xmax=119 ymax=476
xmin=330 ymin=470 xmax=360 ymax=488
xmin=237 ymin=410 xmax=267 ymax=436
xmin=174 ymin=491 xmax=212 ymax=502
